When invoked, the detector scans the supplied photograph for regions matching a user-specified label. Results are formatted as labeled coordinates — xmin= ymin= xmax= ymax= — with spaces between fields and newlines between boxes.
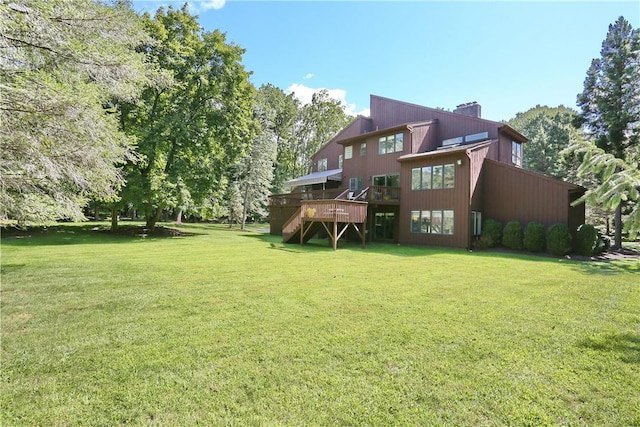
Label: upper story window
xmin=378 ymin=133 xmax=404 ymax=155
xmin=512 ymin=141 xmax=523 ymax=167
xmin=442 ymin=136 xmax=463 ymax=147
xmin=360 ymin=142 xmax=367 ymax=156
xmin=338 ymin=154 xmax=343 ymax=169
xmin=411 ymin=163 xmax=455 ymax=190
xmin=442 ymin=131 xmax=489 ymax=147
xmin=318 ymin=158 xmax=327 ymax=171
xmin=345 ymin=145 xmax=353 ymax=159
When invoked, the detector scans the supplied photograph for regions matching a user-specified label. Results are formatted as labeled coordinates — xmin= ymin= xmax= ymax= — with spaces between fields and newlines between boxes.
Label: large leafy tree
xmin=0 ymin=0 xmax=149 ymax=224
xmin=507 ymin=105 xmax=583 ymax=180
xmin=293 ymin=90 xmax=350 ymax=178
xmin=119 ymin=5 xmax=255 ymax=229
xmin=574 ymin=16 xmax=640 ymax=248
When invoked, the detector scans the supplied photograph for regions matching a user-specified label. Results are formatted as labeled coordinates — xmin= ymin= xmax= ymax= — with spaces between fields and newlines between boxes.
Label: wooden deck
xmin=282 ymin=200 xmax=368 ymax=250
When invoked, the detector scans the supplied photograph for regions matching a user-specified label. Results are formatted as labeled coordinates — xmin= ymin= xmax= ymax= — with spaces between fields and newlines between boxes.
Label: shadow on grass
xmin=1 ymin=223 xmax=202 ymax=247
xmin=573 ymin=260 xmax=640 ymax=275
xmin=577 ymin=333 xmax=640 ymax=364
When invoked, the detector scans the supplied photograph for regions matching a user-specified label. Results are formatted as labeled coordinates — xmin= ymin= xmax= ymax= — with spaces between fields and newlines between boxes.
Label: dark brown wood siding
xmin=370 ymin=95 xmax=500 ymax=146
xmin=469 ymin=143 xmax=493 ymax=211
xmin=411 ymin=121 xmax=439 ymax=153
xmin=312 ymin=139 xmax=344 ymax=172
xmin=342 ymin=130 xmax=408 ymax=188
xmin=483 ymin=159 xmax=585 ymax=229
xmin=398 ymin=152 xmax=471 ymax=248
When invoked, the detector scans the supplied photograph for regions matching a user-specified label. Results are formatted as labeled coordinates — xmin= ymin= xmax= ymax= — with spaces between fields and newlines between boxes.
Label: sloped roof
xmin=283 ymin=168 xmax=342 ymax=188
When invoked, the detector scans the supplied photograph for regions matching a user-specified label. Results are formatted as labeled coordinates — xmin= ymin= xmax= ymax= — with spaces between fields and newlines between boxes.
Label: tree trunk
xmin=241 ymin=186 xmax=249 ymax=230
xmin=175 ymin=209 xmax=183 ymax=224
xmin=146 ymin=207 xmax=162 ymax=230
xmin=613 ymin=203 xmax=622 ymax=250
xmin=110 ymin=207 xmax=119 ymax=231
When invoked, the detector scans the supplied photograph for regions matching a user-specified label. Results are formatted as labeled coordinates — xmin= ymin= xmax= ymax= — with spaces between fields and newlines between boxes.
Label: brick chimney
xmin=454 ymin=102 xmax=481 ymax=118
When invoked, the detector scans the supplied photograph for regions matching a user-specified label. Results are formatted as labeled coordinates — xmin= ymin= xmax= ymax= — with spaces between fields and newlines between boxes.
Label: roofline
xmin=484 ymin=158 xmax=585 ymax=190
xmin=336 ymin=120 xmax=437 ymax=145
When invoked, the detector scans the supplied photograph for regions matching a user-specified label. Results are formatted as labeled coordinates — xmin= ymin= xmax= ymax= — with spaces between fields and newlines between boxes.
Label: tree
xmin=574 ymin=16 xmax=640 ymax=248
xmin=254 ymin=84 xmax=300 ymax=194
xmin=119 ymin=5 xmax=255 ymax=229
xmin=293 ymin=90 xmax=350 ymax=177
xmin=0 ymin=0 xmax=149 ymax=224
xmin=507 ymin=105 xmax=583 ymax=180
xmin=232 ymin=89 xmax=279 ymax=229
xmin=569 ymin=140 xmax=639 ymax=240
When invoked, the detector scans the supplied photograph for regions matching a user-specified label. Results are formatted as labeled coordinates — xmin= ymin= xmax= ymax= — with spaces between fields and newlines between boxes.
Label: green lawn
xmin=1 ymin=223 xmax=639 ymax=426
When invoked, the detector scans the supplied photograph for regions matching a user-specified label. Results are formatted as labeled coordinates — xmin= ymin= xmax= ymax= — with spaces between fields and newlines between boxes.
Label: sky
xmin=132 ymin=1 xmax=640 ymax=122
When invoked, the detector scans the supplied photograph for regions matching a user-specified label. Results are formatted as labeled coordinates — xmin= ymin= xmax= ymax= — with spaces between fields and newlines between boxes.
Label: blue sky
xmin=132 ymin=1 xmax=640 ymax=122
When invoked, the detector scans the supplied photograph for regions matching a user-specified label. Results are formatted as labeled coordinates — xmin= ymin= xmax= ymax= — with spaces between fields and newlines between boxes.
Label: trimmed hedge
xmin=546 ymin=223 xmax=572 ymax=256
xmin=576 ymin=224 xmax=598 ymax=256
xmin=523 ymin=222 xmax=545 ymax=252
xmin=502 ymin=220 xmax=523 ymax=250
xmin=481 ymin=219 xmax=502 ymax=248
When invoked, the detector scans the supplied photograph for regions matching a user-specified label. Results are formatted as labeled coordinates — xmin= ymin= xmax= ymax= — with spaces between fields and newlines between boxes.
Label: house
xmin=269 ymin=95 xmax=585 ymax=249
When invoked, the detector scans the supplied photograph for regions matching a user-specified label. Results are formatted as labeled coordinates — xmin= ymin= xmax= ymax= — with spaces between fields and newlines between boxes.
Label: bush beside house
xmin=523 ymin=222 xmax=546 ymax=252
xmin=576 ymin=224 xmax=598 ymax=256
xmin=546 ymin=224 xmax=573 ymax=256
xmin=502 ymin=221 xmax=523 ymax=250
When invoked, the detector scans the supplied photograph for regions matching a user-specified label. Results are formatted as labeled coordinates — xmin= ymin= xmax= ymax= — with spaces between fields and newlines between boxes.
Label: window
xmin=345 ymin=145 xmax=353 ymax=159
xmin=442 ymin=136 xmax=463 ymax=146
xmin=411 ymin=210 xmax=454 ymax=235
xmin=349 ymin=177 xmax=363 ymax=191
xmin=411 ymin=163 xmax=455 ymax=190
xmin=338 ymin=154 xmax=343 ymax=169
xmin=360 ymin=142 xmax=367 ymax=156
xmin=378 ymin=133 xmax=404 ymax=155
xmin=512 ymin=141 xmax=523 ymax=167
xmin=373 ymin=174 xmax=399 ymax=187
xmin=471 ymin=211 xmax=482 ymax=236
xmin=465 ymin=131 xmax=489 ymax=143
xmin=318 ymin=158 xmax=327 ymax=171
xmin=443 ymin=164 xmax=455 ymax=188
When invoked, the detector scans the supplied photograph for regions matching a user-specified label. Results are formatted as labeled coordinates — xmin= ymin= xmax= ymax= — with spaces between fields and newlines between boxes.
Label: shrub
xmin=546 ymin=223 xmax=572 ymax=256
xmin=594 ymin=232 xmax=611 ymax=255
xmin=481 ymin=219 xmax=502 ymax=248
xmin=523 ymin=222 xmax=545 ymax=252
xmin=502 ymin=220 xmax=523 ymax=250
xmin=473 ymin=234 xmax=493 ymax=250
xmin=576 ymin=224 xmax=598 ymax=256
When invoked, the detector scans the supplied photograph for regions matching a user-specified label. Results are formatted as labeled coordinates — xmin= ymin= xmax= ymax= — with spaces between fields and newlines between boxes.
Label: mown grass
xmin=1 ymin=223 xmax=639 ymax=426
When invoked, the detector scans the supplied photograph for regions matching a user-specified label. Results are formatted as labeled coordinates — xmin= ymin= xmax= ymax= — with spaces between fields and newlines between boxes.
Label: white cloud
xmin=286 ymin=83 xmax=369 ymax=117
xmin=303 ymin=73 xmax=314 ymax=80
xmin=200 ymin=0 xmax=226 ymax=10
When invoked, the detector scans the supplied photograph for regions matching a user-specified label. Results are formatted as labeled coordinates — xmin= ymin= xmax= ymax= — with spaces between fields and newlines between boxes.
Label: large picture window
xmin=411 ymin=163 xmax=455 ymax=190
xmin=378 ymin=133 xmax=404 ymax=155
xmin=410 ymin=210 xmax=454 ymax=235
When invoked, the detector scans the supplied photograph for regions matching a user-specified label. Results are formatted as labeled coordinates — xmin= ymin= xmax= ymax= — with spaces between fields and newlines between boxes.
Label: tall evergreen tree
xmin=574 ymin=16 xmax=640 ymax=248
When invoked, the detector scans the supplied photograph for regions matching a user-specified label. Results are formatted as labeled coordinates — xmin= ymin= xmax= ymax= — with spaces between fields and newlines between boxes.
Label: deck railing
xmin=269 ymin=188 xmax=347 ymax=206
xmin=300 ymin=200 xmax=367 ymax=223
xmin=368 ymin=186 xmax=400 ymax=203
xmin=270 ymin=186 xmax=399 ymax=206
